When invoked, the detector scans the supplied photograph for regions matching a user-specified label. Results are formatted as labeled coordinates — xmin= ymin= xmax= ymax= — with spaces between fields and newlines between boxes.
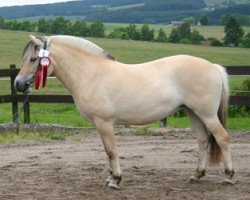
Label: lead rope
xmin=14 ymin=83 xmax=32 ymax=134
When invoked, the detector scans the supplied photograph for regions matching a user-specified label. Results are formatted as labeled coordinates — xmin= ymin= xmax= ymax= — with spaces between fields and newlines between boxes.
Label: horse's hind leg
xmin=186 ymin=109 xmax=208 ymax=182
xmin=94 ymin=118 xmax=122 ymax=189
xmin=198 ymin=115 xmax=235 ymax=184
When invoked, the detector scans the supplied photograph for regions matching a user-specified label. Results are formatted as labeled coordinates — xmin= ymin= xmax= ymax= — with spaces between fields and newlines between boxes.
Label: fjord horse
xmin=15 ymin=35 xmax=234 ymax=189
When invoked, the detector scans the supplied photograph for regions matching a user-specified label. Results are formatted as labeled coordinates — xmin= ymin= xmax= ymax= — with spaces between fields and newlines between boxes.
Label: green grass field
xmin=0 ymin=30 xmax=249 ymax=130
xmin=104 ymin=23 xmax=250 ymax=39
xmin=1 ymin=29 xmax=250 ymax=69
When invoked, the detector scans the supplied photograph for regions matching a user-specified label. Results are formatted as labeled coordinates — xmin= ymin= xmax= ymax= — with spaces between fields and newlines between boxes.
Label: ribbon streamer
xmin=35 ymin=63 xmax=49 ymax=89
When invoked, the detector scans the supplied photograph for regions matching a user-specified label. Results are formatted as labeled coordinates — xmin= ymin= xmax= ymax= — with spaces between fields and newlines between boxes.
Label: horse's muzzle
xmin=14 ymin=76 xmax=32 ymax=93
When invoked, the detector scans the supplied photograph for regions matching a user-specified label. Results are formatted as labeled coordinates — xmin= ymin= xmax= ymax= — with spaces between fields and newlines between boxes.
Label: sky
xmin=0 ymin=0 xmax=78 ymax=7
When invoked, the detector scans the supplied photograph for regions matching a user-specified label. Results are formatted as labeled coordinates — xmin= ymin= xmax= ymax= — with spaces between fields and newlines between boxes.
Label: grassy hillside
xmin=0 ymin=0 xmax=249 ymax=24
xmin=1 ymin=29 xmax=250 ymax=70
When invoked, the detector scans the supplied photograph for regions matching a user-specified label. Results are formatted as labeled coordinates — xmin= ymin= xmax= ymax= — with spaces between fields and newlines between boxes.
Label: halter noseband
xmin=34 ymin=40 xmax=51 ymax=90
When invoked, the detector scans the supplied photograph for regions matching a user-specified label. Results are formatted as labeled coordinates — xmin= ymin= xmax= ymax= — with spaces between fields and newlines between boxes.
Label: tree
xmin=5 ymin=20 xmax=19 ymax=30
xmin=51 ymin=17 xmax=71 ymax=35
xmin=90 ymin=21 xmax=105 ymax=38
xmin=224 ymin=16 xmax=244 ymax=47
xmin=126 ymin=24 xmax=141 ymax=40
xmin=177 ymin=21 xmax=191 ymax=39
xmin=168 ymin=28 xmax=181 ymax=43
xmin=20 ymin=21 xmax=34 ymax=32
xmin=71 ymin=20 xmax=89 ymax=36
xmin=0 ymin=16 xmax=5 ymax=29
xmin=156 ymin=28 xmax=167 ymax=42
xmin=38 ymin=18 xmax=49 ymax=33
xmin=200 ymin=14 xmax=208 ymax=25
xmin=141 ymin=24 xmax=154 ymax=41
xmin=221 ymin=14 xmax=250 ymax=26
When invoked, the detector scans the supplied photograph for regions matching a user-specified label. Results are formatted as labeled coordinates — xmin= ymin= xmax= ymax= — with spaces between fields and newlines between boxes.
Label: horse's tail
xmin=209 ymin=64 xmax=229 ymax=165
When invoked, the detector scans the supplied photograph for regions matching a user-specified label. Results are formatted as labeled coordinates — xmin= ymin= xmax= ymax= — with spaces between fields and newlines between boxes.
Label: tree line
xmin=0 ymin=17 xmax=105 ymax=38
xmin=108 ymin=17 xmax=250 ymax=48
xmin=0 ymin=16 xmax=249 ymax=48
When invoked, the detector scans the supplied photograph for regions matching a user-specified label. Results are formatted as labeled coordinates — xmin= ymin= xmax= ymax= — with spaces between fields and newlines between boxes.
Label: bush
xmin=228 ymin=105 xmax=249 ymax=117
xmin=208 ymin=37 xmax=224 ymax=46
xmin=243 ymin=78 xmax=250 ymax=90
xmin=240 ymin=32 xmax=250 ymax=48
xmin=179 ymin=38 xmax=192 ymax=44
xmin=229 ymin=77 xmax=250 ymax=117
xmin=190 ymin=29 xmax=205 ymax=44
xmin=108 ymin=27 xmax=128 ymax=39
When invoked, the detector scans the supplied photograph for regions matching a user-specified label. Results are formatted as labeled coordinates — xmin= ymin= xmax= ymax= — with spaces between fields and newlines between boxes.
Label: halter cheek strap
xmin=34 ymin=41 xmax=51 ymax=90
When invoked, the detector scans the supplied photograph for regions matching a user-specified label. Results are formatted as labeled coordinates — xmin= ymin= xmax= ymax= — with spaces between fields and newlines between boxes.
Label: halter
xmin=34 ymin=41 xmax=51 ymax=90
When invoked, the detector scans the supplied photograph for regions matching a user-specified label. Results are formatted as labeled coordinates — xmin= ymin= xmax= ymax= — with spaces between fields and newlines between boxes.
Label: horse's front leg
xmin=94 ymin=118 xmax=122 ymax=190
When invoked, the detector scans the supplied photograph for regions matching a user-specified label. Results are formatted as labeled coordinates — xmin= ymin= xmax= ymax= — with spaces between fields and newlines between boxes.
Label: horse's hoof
xmin=189 ymin=175 xmax=199 ymax=184
xmin=222 ymin=179 xmax=234 ymax=186
xmin=103 ymin=179 xmax=121 ymax=191
xmin=108 ymin=180 xmax=121 ymax=190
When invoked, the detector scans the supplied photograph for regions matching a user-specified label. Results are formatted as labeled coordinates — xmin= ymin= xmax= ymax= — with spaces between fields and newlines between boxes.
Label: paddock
xmin=0 ymin=127 xmax=249 ymax=200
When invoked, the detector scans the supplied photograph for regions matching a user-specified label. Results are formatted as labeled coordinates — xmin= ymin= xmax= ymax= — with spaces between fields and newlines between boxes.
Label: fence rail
xmin=0 ymin=64 xmax=250 ymax=125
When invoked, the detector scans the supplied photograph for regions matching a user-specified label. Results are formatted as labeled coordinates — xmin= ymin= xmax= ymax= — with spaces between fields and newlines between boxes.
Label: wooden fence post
xmin=24 ymin=101 xmax=30 ymax=124
xmin=10 ymin=64 xmax=18 ymax=122
xmin=160 ymin=117 xmax=167 ymax=128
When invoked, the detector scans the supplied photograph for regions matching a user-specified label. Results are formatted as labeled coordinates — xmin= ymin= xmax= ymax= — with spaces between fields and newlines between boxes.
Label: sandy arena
xmin=0 ymin=127 xmax=249 ymax=200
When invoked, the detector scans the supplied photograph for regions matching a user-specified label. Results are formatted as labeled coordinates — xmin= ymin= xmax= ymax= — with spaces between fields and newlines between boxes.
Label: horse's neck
xmin=51 ymin=43 xmax=108 ymax=95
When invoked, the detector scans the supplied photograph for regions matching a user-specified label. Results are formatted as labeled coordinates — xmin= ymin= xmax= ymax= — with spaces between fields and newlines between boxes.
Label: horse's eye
xmin=30 ymin=58 xmax=37 ymax=63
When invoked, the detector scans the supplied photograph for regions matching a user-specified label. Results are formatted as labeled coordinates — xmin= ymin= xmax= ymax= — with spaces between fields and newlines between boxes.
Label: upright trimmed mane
xmin=50 ymin=35 xmax=115 ymax=60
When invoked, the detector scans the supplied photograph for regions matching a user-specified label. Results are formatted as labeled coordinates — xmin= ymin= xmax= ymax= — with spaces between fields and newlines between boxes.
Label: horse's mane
xmin=22 ymin=35 xmax=115 ymax=62
xmin=50 ymin=35 xmax=115 ymax=60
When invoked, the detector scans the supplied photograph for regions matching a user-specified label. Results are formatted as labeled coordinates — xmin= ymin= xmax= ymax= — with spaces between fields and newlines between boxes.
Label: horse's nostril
xmin=15 ymin=76 xmax=31 ymax=93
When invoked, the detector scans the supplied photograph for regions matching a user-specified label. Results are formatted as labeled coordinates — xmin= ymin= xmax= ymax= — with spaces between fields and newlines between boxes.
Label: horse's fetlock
xmin=225 ymin=168 xmax=235 ymax=179
xmin=196 ymin=168 xmax=206 ymax=179
xmin=109 ymin=170 xmax=122 ymax=184
xmin=113 ymin=174 xmax=122 ymax=184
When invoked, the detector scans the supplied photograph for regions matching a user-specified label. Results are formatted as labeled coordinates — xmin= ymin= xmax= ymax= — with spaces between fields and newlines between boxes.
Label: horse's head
xmin=15 ymin=35 xmax=55 ymax=93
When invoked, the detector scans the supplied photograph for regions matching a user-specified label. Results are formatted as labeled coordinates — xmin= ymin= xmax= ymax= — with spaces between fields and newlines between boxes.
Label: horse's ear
xmin=29 ymin=35 xmax=43 ymax=47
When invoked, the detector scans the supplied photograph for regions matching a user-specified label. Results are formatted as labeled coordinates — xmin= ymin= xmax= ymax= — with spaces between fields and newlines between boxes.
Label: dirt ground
xmin=0 ymin=127 xmax=249 ymax=200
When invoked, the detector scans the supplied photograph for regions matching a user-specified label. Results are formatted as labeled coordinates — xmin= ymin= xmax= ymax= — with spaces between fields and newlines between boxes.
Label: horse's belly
xmin=114 ymin=99 xmax=181 ymax=125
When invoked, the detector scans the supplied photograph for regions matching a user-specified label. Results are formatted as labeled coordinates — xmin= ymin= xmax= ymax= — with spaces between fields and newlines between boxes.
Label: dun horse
xmin=15 ymin=35 xmax=234 ymax=189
